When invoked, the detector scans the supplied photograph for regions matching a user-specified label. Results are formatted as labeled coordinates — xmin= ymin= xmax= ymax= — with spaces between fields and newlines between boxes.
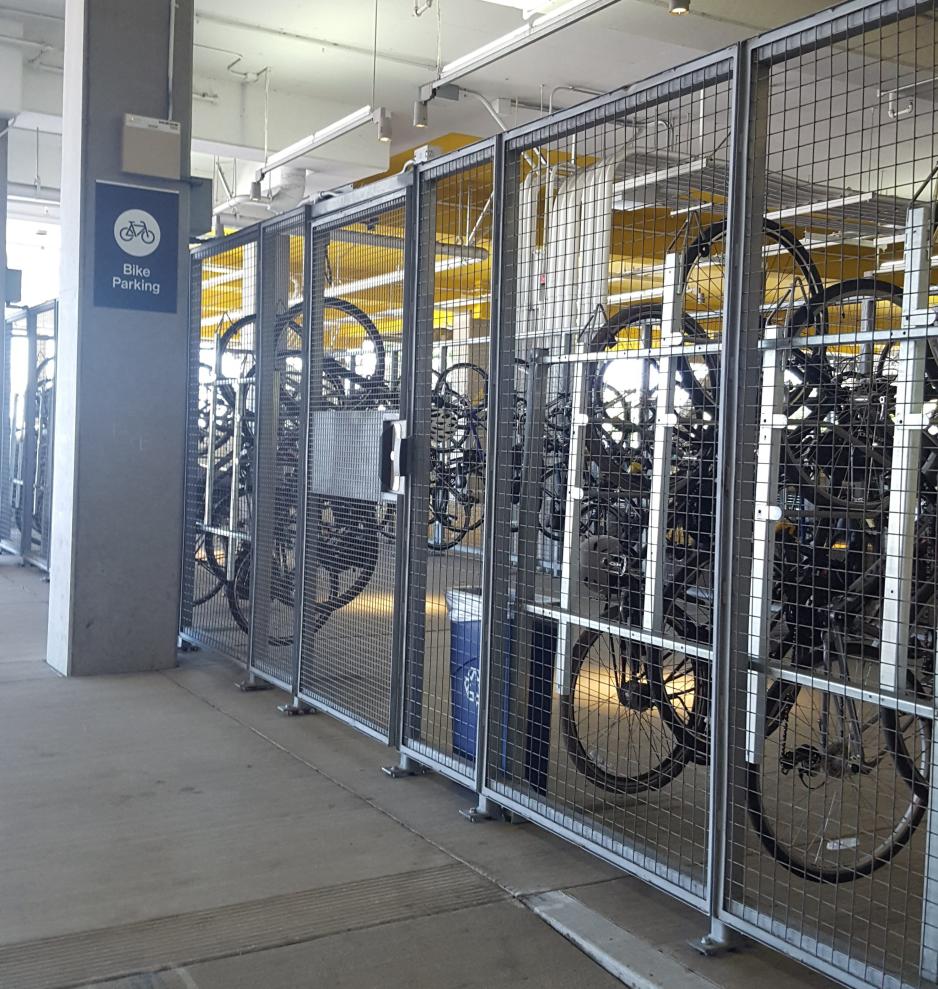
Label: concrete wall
xmin=47 ymin=0 xmax=194 ymax=675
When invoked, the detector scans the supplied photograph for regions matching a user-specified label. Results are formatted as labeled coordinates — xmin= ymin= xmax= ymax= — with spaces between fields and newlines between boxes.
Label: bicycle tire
xmin=786 ymin=279 xmax=902 ymax=513
xmin=683 ymin=217 xmax=824 ymax=317
xmin=559 ymin=599 xmax=708 ymax=795
xmin=747 ymin=668 xmax=930 ymax=884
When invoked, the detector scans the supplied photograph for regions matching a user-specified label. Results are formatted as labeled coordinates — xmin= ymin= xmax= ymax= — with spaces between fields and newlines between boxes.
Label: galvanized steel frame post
xmin=706 ymin=39 xmax=770 ymax=950
xmin=388 ymin=180 xmax=420 ymax=752
xmin=285 ymin=205 xmax=316 ymax=706
xmin=476 ymin=131 xmax=516 ymax=809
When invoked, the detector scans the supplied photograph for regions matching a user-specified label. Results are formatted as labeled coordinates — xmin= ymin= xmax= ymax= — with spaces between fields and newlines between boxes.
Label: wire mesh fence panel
xmin=297 ymin=195 xmax=409 ymax=740
xmin=722 ymin=5 xmax=938 ymax=987
xmin=481 ymin=64 xmax=733 ymax=900
xmin=402 ymin=147 xmax=495 ymax=778
xmin=0 ymin=314 xmax=10 ymax=546
xmin=1 ymin=313 xmax=30 ymax=556
xmin=247 ymin=210 xmax=307 ymax=688
xmin=179 ymin=231 xmax=259 ymax=664
xmin=27 ymin=302 xmax=56 ymax=569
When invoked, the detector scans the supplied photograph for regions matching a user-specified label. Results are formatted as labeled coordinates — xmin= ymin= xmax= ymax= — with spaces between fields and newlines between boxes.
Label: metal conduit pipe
xmin=547 ymin=84 xmax=604 ymax=114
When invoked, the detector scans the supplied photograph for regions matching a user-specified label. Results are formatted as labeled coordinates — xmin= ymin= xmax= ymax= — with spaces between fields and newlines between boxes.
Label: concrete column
xmin=48 ymin=0 xmax=194 ymax=675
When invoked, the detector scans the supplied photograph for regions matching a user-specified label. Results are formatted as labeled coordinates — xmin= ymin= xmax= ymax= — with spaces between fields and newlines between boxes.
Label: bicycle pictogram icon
xmin=119 ymin=219 xmax=156 ymax=245
xmin=113 ymin=208 xmax=161 ymax=257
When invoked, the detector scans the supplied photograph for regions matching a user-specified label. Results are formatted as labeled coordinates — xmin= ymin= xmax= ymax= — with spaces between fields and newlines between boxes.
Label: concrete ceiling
xmin=1 ymin=0 xmax=835 ymax=222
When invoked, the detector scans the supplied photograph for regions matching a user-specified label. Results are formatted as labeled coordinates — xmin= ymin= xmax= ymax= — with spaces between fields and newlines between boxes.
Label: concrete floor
xmin=0 ymin=554 xmax=837 ymax=989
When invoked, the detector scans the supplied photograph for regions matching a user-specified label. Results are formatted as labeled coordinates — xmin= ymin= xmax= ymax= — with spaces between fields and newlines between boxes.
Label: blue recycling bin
xmin=445 ymin=586 xmax=556 ymax=785
xmin=446 ymin=587 xmax=487 ymax=761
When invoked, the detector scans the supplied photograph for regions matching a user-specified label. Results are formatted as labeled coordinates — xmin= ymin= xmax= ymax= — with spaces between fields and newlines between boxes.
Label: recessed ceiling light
xmin=668 ymin=0 xmax=690 ymax=12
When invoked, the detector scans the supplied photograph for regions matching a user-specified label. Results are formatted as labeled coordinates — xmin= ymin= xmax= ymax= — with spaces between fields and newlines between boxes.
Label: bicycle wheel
xmin=587 ymin=305 xmax=718 ymax=481
xmin=428 ymin=480 xmax=477 ymax=551
xmin=305 ymin=496 xmax=380 ymax=619
xmin=429 ymin=389 xmax=476 ymax=454
xmin=324 ymin=297 xmax=387 ymax=388
xmin=786 ymin=280 xmax=901 ymax=513
xmin=436 ymin=361 xmax=488 ymax=410
xmin=683 ymin=218 xmax=823 ymax=326
xmin=747 ymin=633 xmax=930 ymax=884
xmin=560 ymin=600 xmax=707 ymax=795
xmin=193 ymin=469 xmax=235 ymax=607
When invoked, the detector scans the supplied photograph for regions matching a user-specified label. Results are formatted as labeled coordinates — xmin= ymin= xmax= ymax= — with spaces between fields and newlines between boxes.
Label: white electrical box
xmin=121 ymin=114 xmax=181 ymax=180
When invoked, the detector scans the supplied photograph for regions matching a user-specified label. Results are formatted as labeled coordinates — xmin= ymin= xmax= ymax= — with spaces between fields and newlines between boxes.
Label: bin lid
xmin=444 ymin=586 xmax=560 ymax=623
xmin=444 ymin=587 xmax=483 ymax=621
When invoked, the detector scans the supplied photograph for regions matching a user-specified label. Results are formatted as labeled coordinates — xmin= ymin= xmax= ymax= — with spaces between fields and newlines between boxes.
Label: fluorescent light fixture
xmin=481 ymin=0 xmax=556 ymax=14
xmin=614 ymin=158 xmax=709 ymax=195
xmin=425 ymin=0 xmax=620 ymax=96
xmin=532 ymin=0 xmax=607 ymax=25
xmin=257 ymin=105 xmax=384 ymax=181
xmin=765 ymin=193 xmax=874 ymax=222
xmin=607 ymin=287 xmax=665 ymax=303
xmin=324 ymin=256 xmax=479 ymax=298
xmin=875 ymin=254 xmax=938 ymax=273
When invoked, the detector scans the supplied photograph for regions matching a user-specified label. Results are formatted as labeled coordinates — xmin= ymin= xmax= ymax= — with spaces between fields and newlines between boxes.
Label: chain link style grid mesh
xmin=0 ymin=312 xmax=11 ymax=545
xmin=1 ymin=312 xmax=30 ymax=556
xmin=723 ymin=5 xmax=938 ymax=988
xmin=180 ymin=231 xmax=259 ymax=663
xmin=403 ymin=148 xmax=496 ymax=777
xmin=28 ymin=303 xmax=56 ymax=568
xmin=482 ymin=65 xmax=733 ymax=901
xmin=297 ymin=198 xmax=408 ymax=739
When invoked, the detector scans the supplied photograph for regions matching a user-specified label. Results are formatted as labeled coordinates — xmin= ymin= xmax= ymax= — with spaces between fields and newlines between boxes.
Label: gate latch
xmin=381 ymin=419 xmax=408 ymax=495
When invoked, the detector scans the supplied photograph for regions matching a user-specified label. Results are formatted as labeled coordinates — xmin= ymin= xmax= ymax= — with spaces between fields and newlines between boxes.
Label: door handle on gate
xmin=381 ymin=419 xmax=408 ymax=495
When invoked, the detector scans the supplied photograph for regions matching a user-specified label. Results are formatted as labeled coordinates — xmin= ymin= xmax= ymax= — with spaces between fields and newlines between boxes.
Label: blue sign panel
xmin=94 ymin=181 xmax=179 ymax=313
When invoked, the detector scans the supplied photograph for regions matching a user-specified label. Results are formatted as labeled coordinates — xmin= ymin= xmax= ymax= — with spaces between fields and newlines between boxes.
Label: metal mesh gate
xmin=402 ymin=144 xmax=496 ymax=779
xmin=180 ymin=229 xmax=259 ymax=663
xmin=296 ymin=191 xmax=411 ymax=740
xmin=479 ymin=64 xmax=734 ymax=902
xmin=721 ymin=5 xmax=938 ymax=988
xmin=0 ymin=302 xmax=57 ymax=569
xmin=247 ymin=209 xmax=308 ymax=688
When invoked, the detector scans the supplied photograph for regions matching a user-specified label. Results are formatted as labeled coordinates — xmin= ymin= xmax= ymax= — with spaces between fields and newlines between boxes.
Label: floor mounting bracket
xmin=381 ymin=755 xmax=430 ymax=778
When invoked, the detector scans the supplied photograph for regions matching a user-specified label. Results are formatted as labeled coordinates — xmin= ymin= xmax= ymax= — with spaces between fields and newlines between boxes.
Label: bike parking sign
xmin=94 ymin=181 xmax=178 ymax=313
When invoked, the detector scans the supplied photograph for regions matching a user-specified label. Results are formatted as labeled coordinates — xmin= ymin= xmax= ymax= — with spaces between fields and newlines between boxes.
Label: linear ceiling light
xmin=764 ymin=193 xmax=874 ymax=222
xmin=480 ymin=1 xmax=556 ymax=14
xmin=256 ymin=105 xmax=385 ymax=181
xmin=614 ymin=157 xmax=709 ymax=194
xmin=875 ymin=254 xmax=938 ymax=273
xmin=324 ymin=256 xmax=479 ymax=298
xmin=421 ymin=0 xmax=621 ymax=98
